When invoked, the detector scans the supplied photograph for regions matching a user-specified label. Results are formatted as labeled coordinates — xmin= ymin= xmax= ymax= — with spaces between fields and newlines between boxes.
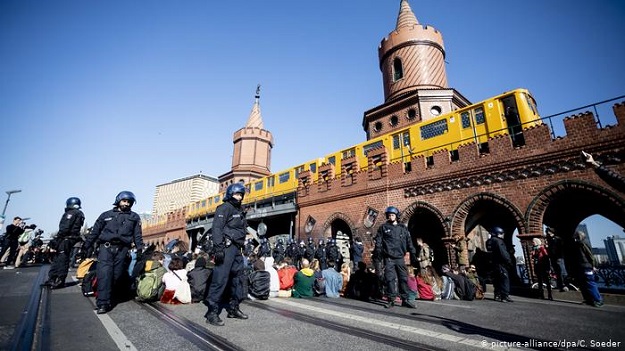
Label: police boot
xmin=50 ymin=277 xmax=65 ymax=289
xmin=206 ymin=312 xmax=225 ymax=326
xmin=227 ymin=307 xmax=249 ymax=320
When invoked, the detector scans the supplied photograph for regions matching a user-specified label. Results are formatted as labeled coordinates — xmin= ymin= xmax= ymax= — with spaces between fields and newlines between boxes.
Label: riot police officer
xmin=374 ymin=206 xmax=418 ymax=309
xmin=304 ymin=237 xmax=316 ymax=262
xmin=83 ymin=191 xmax=143 ymax=314
xmin=44 ymin=197 xmax=85 ymax=288
xmin=258 ymin=237 xmax=272 ymax=258
xmin=273 ymin=238 xmax=286 ymax=263
xmin=205 ymin=183 xmax=249 ymax=326
xmin=326 ymin=238 xmax=343 ymax=271
xmin=314 ymin=239 xmax=327 ymax=270
xmin=486 ymin=226 xmax=513 ymax=302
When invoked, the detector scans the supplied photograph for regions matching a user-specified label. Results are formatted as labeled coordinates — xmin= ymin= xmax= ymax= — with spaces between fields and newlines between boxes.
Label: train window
xmin=474 ymin=107 xmax=485 ymax=124
xmin=246 ymin=184 xmax=251 ymax=193
xmin=420 ymin=119 xmax=448 ymax=140
xmin=268 ymin=176 xmax=275 ymax=187
xmin=524 ymin=93 xmax=538 ymax=115
xmin=392 ymin=132 xmax=410 ymax=150
xmin=461 ymin=112 xmax=471 ymax=129
xmin=254 ymin=181 xmax=263 ymax=191
xmin=363 ymin=141 xmax=383 ymax=155
xmin=279 ymin=172 xmax=290 ymax=184
xmin=201 ymin=200 xmax=206 ymax=207
xmin=295 ymin=165 xmax=304 ymax=178
xmin=214 ymin=195 xmax=220 ymax=203
xmin=393 ymin=58 xmax=404 ymax=81
xmin=342 ymin=148 xmax=355 ymax=159
xmin=309 ymin=163 xmax=317 ymax=173
xmin=407 ymin=108 xmax=417 ymax=120
xmin=373 ymin=122 xmax=382 ymax=132
xmin=390 ymin=115 xmax=399 ymax=126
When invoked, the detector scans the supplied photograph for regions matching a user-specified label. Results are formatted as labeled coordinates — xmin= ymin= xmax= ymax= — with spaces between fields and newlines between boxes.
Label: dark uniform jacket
xmin=486 ymin=236 xmax=511 ymax=266
xmin=374 ymin=222 xmax=418 ymax=261
xmin=85 ymin=208 xmax=143 ymax=249
xmin=58 ymin=208 xmax=85 ymax=239
xmin=212 ymin=200 xmax=247 ymax=250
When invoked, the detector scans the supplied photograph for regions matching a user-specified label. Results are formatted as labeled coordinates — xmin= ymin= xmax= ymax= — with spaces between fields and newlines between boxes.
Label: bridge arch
xmin=402 ymin=201 xmax=448 ymax=271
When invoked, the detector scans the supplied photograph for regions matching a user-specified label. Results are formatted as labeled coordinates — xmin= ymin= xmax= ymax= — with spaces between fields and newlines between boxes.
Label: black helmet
xmin=224 ymin=183 xmax=246 ymax=202
xmin=114 ymin=191 xmax=136 ymax=206
xmin=307 ymin=237 xmax=313 ymax=244
xmin=318 ymin=239 xmax=325 ymax=245
xmin=385 ymin=206 xmax=400 ymax=218
xmin=490 ymin=226 xmax=505 ymax=236
xmin=66 ymin=197 xmax=81 ymax=209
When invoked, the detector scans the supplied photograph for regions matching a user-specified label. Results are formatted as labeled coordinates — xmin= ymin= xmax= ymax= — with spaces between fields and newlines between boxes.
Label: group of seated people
xmin=131 ymin=245 xmax=485 ymax=306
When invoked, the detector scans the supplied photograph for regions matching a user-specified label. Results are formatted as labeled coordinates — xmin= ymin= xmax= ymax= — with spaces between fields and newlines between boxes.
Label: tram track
xmin=10 ymin=265 xmax=51 ymax=351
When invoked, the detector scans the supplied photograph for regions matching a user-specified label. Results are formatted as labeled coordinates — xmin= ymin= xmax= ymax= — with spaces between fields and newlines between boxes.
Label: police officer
xmin=205 ymin=183 xmax=249 ymax=326
xmin=44 ymin=197 xmax=85 ymax=288
xmin=258 ymin=237 xmax=271 ymax=258
xmin=374 ymin=206 xmax=418 ymax=309
xmin=304 ymin=237 xmax=316 ymax=262
xmin=273 ymin=238 xmax=286 ymax=263
xmin=83 ymin=191 xmax=143 ymax=314
xmin=486 ymin=226 xmax=513 ymax=302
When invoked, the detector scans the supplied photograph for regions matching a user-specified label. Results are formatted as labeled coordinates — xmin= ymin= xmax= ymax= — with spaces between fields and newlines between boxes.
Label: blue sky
xmin=1 ymin=1 xmax=624 ymax=248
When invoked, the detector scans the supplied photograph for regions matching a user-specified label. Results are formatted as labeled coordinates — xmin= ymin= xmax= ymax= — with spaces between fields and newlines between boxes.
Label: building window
xmin=407 ymin=109 xmax=417 ymax=120
xmin=393 ymin=58 xmax=404 ymax=81
xmin=373 ymin=122 xmax=382 ymax=133
xmin=390 ymin=115 xmax=399 ymax=127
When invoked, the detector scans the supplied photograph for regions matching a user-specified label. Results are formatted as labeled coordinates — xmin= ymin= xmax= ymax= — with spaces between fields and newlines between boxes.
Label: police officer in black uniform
xmin=205 ymin=183 xmax=249 ymax=326
xmin=83 ymin=191 xmax=143 ymax=314
xmin=486 ymin=226 xmax=513 ymax=302
xmin=273 ymin=238 xmax=286 ymax=264
xmin=44 ymin=197 xmax=85 ymax=288
xmin=304 ymin=237 xmax=316 ymax=263
xmin=314 ymin=239 xmax=328 ymax=270
xmin=374 ymin=206 xmax=418 ymax=309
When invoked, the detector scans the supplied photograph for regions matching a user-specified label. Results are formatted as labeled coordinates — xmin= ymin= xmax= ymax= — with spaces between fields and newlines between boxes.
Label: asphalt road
xmin=1 ymin=265 xmax=623 ymax=351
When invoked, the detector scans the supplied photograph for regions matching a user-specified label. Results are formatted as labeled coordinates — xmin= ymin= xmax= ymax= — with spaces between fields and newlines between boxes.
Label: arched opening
xmin=405 ymin=204 xmax=447 ymax=272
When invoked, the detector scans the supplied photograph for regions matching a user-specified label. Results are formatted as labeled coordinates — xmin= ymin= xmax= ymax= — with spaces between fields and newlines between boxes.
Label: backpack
xmin=441 ymin=276 xmax=455 ymax=300
xmin=136 ymin=267 xmax=165 ymax=302
xmin=82 ymin=270 xmax=98 ymax=297
xmin=313 ymin=277 xmax=326 ymax=296
xmin=76 ymin=258 xmax=96 ymax=280
xmin=18 ymin=230 xmax=31 ymax=244
xmin=172 ymin=271 xmax=192 ymax=304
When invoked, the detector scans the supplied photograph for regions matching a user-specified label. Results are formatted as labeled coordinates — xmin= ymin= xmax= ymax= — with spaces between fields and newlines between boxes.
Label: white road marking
xmin=95 ymin=311 xmax=138 ymax=351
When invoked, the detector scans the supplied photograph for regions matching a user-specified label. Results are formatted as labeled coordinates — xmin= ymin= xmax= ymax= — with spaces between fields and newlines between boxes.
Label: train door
xmin=501 ymin=95 xmax=525 ymax=147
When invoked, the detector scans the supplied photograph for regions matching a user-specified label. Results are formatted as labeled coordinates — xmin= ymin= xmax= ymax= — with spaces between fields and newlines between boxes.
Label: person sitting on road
xmin=322 ymin=260 xmax=343 ymax=298
xmin=188 ymin=255 xmax=212 ymax=303
xmin=248 ymin=257 xmax=270 ymax=300
xmin=292 ymin=258 xmax=315 ymax=298
xmin=161 ymin=257 xmax=187 ymax=304
xmin=339 ymin=262 xmax=351 ymax=296
xmin=277 ymin=258 xmax=298 ymax=295
xmin=262 ymin=256 xmax=280 ymax=298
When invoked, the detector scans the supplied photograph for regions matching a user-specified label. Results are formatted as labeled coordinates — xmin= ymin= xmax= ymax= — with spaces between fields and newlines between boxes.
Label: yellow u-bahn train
xmin=186 ymin=88 xmax=541 ymax=220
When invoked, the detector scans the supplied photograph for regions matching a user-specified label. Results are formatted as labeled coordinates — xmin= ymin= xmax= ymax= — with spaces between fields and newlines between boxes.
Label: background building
xmin=151 ymin=174 xmax=219 ymax=217
xmin=605 ymin=235 xmax=625 ymax=265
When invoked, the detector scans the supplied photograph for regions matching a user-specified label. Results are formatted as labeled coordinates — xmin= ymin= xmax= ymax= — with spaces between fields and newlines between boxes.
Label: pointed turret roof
xmin=396 ymin=0 xmax=419 ymax=29
xmin=245 ymin=84 xmax=264 ymax=129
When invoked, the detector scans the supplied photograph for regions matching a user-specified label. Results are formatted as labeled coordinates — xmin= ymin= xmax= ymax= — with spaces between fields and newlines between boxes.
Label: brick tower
xmin=363 ymin=0 xmax=471 ymax=139
xmin=219 ymin=85 xmax=274 ymax=191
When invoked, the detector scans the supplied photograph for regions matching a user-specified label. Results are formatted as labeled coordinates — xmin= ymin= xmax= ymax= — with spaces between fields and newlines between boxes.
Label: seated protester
xmin=422 ymin=266 xmax=443 ymax=300
xmin=415 ymin=274 xmax=436 ymax=301
xmin=292 ymin=258 xmax=315 ymax=298
xmin=465 ymin=265 xmax=485 ymax=300
xmin=339 ymin=262 xmax=350 ymax=296
xmin=310 ymin=259 xmax=325 ymax=297
xmin=188 ymin=255 xmax=212 ymax=303
xmin=322 ymin=260 xmax=343 ymax=298
xmin=406 ymin=266 xmax=419 ymax=302
xmin=160 ymin=257 xmax=188 ymax=304
xmin=262 ymin=256 xmax=280 ymax=298
xmin=345 ymin=262 xmax=377 ymax=301
xmin=277 ymin=258 xmax=298 ymax=294
xmin=442 ymin=264 xmax=476 ymax=301
xmin=248 ymin=258 xmax=270 ymax=300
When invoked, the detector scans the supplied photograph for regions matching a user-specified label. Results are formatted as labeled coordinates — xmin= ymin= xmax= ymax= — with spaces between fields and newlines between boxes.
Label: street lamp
xmin=1 ymin=190 xmax=22 ymax=228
